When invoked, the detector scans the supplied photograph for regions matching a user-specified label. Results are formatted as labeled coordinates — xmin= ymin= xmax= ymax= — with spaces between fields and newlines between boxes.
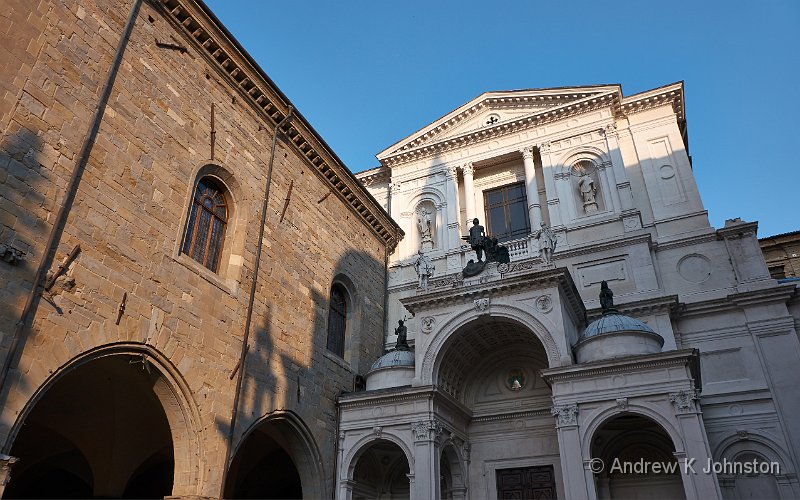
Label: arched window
xmin=182 ymin=178 xmax=228 ymax=272
xmin=327 ymin=284 xmax=347 ymax=358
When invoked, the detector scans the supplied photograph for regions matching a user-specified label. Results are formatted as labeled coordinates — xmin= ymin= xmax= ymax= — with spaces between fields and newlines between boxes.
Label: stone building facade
xmin=350 ymin=84 xmax=800 ymax=499
xmin=0 ymin=0 xmax=399 ymax=498
xmin=759 ymin=230 xmax=800 ymax=280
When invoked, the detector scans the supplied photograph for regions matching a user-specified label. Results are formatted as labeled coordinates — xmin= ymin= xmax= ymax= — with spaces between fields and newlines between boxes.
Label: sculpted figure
xmin=394 ymin=319 xmax=409 ymax=350
xmin=467 ymin=218 xmax=486 ymax=262
xmin=413 ymin=250 xmax=435 ymax=291
xmin=578 ymin=173 xmax=598 ymax=212
xmin=535 ymin=222 xmax=556 ymax=264
xmin=416 ymin=207 xmax=434 ymax=250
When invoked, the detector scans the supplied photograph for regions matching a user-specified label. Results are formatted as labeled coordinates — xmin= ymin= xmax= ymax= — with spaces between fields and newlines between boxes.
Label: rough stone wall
xmin=759 ymin=230 xmax=800 ymax=279
xmin=0 ymin=0 xmax=389 ymax=496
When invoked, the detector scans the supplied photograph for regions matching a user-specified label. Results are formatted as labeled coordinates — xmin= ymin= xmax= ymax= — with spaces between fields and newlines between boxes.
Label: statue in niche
xmin=577 ymin=171 xmax=598 ymax=213
xmin=534 ymin=222 xmax=556 ymax=265
xmin=394 ymin=319 xmax=409 ymax=350
xmin=461 ymin=218 xmax=510 ymax=277
xmin=416 ymin=206 xmax=434 ymax=251
xmin=414 ymin=250 xmax=435 ymax=291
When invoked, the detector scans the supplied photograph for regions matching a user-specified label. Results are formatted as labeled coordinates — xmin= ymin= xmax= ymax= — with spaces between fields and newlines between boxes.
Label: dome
xmin=366 ymin=347 xmax=416 ymax=391
xmin=370 ymin=349 xmax=415 ymax=371
xmin=574 ymin=281 xmax=664 ymax=363
xmin=581 ymin=312 xmax=656 ymax=340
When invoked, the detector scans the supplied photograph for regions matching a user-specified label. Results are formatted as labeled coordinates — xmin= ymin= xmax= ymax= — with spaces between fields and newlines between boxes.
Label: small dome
xmin=581 ymin=312 xmax=655 ymax=340
xmin=574 ymin=281 xmax=664 ymax=363
xmin=370 ymin=349 xmax=415 ymax=371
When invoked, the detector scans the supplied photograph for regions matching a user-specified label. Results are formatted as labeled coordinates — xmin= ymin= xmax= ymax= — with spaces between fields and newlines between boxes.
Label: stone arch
xmin=555 ymin=146 xmax=611 ymax=173
xmin=343 ymin=435 xmax=413 ymax=500
xmin=4 ymin=342 xmax=203 ymax=497
xmin=227 ymin=410 xmax=326 ymax=499
xmin=714 ymin=432 xmax=794 ymax=474
xmin=580 ymin=401 xmax=686 ymax=459
xmin=421 ymin=303 xmax=562 ymax=386
xmin=440 ymin=440 xmax=467 ymax=499
xmin=177 ymin=162 xmax=249 ymax=283
xmin=343 ymin=432 xmax=415 ymax=481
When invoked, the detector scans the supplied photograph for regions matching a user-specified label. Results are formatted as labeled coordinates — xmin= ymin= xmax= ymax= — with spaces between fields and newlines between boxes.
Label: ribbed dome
xmin=370 ymin=349 xmax=415 ymax=371
xmin=581 ymin=312 xmax=655 ymax=340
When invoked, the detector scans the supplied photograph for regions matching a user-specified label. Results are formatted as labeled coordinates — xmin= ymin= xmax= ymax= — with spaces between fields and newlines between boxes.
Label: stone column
xmin=552 ymin=404 xmax=594 ymax=500
xmin=539 ymin=143 xmax=564 ymax=228
xmin=521 ymin=146 xmax=543 ymax=230
xmin=668 ymin=390 xmax=723 ymax=500
xmin=411 ymin=419 xmax=442 ymax=500
xmin=462 ymin=163 xmax=477 ymax=222
xmin=600 ymin=123 xmax=634 ymax=211
xmin=442 ymin=165 xmax=461 ymax=270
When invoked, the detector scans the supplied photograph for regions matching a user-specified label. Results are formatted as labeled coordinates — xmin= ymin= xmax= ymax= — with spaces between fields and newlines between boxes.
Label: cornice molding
xmin=154 ymin=0 xmax=402 ymax=250
xmin=585 ymin=295 xmax=680 ymax=322
xmin=400 ymin=267 xmax=585 ymax=319
xmin=380 ymin=92 xmax=620 ymax=167
xmin=540 ymin=349 xmax=699 ymax=385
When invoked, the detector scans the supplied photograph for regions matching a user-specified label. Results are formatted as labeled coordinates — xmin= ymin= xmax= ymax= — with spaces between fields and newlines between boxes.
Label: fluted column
xmin=444 ymin=165 xmax=461 ymax=251
xmin=521 ymin=146 xmax=543 ymax=230
xmin=462 ymin=162 xmax=477 ymax=222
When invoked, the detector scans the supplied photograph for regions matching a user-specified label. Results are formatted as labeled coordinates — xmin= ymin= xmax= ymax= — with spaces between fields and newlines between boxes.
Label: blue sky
xmin=204 ymin=0 xmax=799 ymax=236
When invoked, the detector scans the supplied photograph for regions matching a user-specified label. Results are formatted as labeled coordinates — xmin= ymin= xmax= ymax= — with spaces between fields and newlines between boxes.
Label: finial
xmin=599 ymin=281 xmax=617 ymax=315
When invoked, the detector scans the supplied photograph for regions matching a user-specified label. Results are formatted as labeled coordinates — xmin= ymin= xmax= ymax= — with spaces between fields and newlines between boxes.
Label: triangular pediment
xmin=377 ymin=85 xmax=621 ymax=161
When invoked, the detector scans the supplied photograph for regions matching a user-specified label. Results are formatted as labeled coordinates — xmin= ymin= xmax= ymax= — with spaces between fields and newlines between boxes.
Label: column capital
xmin=390 ymin=181 xmax=403 ymax=193
xmin=599 ymin=122 xmax=618 ymax=139
xmin=552 ymin=403 xmax=579 ymax=428
xmin=539 ymin=142 xmax=552 ymax=154
xmin=462 ymin=162 xmax=474 ymax=176
xmin=668 ymin=389 xmax=700 ymax=414
xmin=521 ymin=146 xmax=535 ymax=160
xmin=412 ymin=419 xmax=443 ymax=442
xmin=444 ymin=164 xmax=459 ymax=179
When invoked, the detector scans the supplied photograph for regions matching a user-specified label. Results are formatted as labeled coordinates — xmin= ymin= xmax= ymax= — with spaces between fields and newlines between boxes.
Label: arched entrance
xmin=349 ymin=439 xmax=410 ymax=500
xmin=440 ymin=443 xmax=466 ymax=499
xmin=434 ymin=315 xmax=560 ymax=499
xmin=591 ymin=413 xmax=686 ymax=500
xmin=224 ymin=412 xmax=324 ymax=499
xmin=4 ymin=355 xmax=180 ymax=498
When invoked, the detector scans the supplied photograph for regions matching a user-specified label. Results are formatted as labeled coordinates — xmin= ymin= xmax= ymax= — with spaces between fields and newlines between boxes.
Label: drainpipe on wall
xmin=0 ymin=0 xmax=143 ymax=452
xmin=219 ymin=106 xmax=293 ymax=499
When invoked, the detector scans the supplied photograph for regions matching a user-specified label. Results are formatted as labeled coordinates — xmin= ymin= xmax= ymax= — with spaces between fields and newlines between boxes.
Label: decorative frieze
xmin=551 ymin=404 xmax=579 ymax=427
xmin=669 ymin=389 xmax=699 ymax=414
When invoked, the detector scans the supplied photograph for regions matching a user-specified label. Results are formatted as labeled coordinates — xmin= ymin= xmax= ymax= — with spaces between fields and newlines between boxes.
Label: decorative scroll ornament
xmin=668 ymin=389 xmax=699 ymax=414
xmin=551 ymin=404 xmax=579 ymax=427
xmin=412 ymin=419 xmax=442 ymax=442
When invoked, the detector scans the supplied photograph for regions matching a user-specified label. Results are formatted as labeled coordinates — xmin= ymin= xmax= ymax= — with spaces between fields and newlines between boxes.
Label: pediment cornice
xmin=379 ymin=82 xmax=685 ymax=168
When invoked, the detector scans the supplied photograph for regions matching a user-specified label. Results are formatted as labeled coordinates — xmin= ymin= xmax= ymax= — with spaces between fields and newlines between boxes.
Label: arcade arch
xmin=224 ymin=411 xmax=325 ymax=499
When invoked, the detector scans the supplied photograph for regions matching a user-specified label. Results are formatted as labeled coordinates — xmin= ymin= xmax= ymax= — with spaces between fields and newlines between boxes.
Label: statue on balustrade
xmin=461 ymin=218 xmax=510 ymax=278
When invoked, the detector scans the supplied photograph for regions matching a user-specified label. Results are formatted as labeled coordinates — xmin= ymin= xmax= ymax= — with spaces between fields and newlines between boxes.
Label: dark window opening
xmin=327 ymin=285 xmax=347 ymax=358
xmin=182 ymin=179 xmax=228 ymax=273
xmin=483 ymin=182 xmax=530 ymax=242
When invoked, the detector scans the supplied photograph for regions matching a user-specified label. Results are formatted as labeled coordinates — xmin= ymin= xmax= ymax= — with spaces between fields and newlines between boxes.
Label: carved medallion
xmin=535 ymin=295 xmax=553 ymax=313
xmin=421 ymin=316 xmax=435 ymax=334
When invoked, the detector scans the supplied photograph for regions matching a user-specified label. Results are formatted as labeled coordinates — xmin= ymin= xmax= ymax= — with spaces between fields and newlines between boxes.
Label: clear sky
xmin=204 ymin=0 xmax=799 ymax=237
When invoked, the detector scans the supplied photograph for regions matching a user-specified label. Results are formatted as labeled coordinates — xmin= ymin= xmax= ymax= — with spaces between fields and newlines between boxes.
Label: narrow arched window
xmin=327 ymin=284 xmax=347 ymax=357
xmin=182 ymin=178 xmax=228 ymax=272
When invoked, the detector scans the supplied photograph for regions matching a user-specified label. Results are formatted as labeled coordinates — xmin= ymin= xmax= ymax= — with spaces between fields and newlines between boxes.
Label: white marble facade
xmin=346 ymin=83 xmax=800 ymax=499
